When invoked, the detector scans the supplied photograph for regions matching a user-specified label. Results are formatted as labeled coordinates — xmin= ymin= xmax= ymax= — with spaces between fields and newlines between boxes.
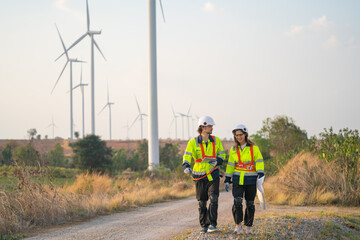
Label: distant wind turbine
xmin=55 ymin=0 xmax=106 ymax=135
xmin=47 ymin=116 xmax=57 ymax=139
xmin=52 ymin=24 xmax=85 ymax=140
xmin=177 ymin=112 xmax=186 ymax=140
xmin=169 ymin=105 xmax=179 ymax=139
xmin=185 ymin=104 xmax=192 ymax=139
xmin=98 ymin=82 xmax=114 ymax=140
xmin=72 ymin=64 xmax=88 ymax=138
xmin=123 ymin=120 xmax=130 ymax=140
xmin=130 ymin=96 xmax=147 ymax=139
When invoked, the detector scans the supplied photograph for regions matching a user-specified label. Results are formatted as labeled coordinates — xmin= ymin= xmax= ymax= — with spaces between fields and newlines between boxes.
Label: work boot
xmin=200 ymin=226 xmax=208 ymax=234
xmin=245 ymin=226 xmax=253 ymax=234
xmin=234 ymin=224 xmax=243 ymax=234
xmin=207 ymin=224 xmax=219 ymax=233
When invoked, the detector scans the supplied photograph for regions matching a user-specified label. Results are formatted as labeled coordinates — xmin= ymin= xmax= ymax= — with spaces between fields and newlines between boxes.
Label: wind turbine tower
xmin=47 ymin=116 xmax=57 ymax=139
xmin=186 ymin=104 xmax=192 ymax=139
xmin=52 ymin=24 xmax=84 ymax=140
xmin=99 ymin=82 xmax=114 ymax=140
xmin=130 ymin=96 xmax=147 ymax=139
xmin=56 ymin=0 xmax=106 ymax=135
xmin=73 ymin=64 xmax=88 ymax=138
xmin=178 ymin=112 xmax=186 ymax=139
xmin=148 ymin=0 xmax=165 ymax=170
xmin=170 ymin=105 xmax=179 ymax=139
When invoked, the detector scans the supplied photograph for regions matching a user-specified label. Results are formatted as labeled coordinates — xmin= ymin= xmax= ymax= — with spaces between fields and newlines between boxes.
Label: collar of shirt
xmin=197 ymin=134 xmax=214 ymax=144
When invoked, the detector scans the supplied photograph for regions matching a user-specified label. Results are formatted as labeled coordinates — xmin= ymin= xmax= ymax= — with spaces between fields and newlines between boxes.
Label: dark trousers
xmin=232 ymin=184 xmax=256 ymax=226
xmin=195 ymin=177 xmax=219 ymax=227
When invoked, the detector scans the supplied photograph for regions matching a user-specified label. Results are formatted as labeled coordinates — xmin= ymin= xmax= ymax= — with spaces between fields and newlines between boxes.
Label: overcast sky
xmin=0 ymin=0 xmax=359 ymax=140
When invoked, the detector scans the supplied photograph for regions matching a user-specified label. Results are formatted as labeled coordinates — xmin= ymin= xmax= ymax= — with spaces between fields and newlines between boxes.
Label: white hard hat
xmin=233 ymin=124 xmax=248 ymax=133
xmin=198 ymin=116 xmax=216 ymax=127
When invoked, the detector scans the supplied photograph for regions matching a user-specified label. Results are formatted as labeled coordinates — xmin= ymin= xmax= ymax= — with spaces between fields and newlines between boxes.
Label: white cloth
xmin=240 ymin=143 xmax=246 ymax=150
xmin=256 ymin=176 xmax=266 ymax=210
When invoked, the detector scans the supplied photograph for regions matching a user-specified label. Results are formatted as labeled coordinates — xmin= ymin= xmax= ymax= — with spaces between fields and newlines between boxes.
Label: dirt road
xmin=24 ymin=192 xmax=359 ymax=240
xmin=25 ymin=192 xmax=234 ymax=240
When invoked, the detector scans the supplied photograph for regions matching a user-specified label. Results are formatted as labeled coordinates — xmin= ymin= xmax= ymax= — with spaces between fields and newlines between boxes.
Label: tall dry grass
xmin=0 ymin=170 xmax=195 ymax=236
xmin=265 ymin=152 xmax=360 ymax=206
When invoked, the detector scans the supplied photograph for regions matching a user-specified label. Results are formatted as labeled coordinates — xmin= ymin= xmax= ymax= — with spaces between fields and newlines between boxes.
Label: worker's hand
xmin=225 ymin=183 xmax=230 ymax=192
xmin=184 ymin=168 xmax=192 ymax=174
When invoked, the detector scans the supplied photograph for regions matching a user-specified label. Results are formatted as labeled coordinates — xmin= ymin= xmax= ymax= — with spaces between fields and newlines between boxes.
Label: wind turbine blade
xmin=130 ymin=115 xmax=140 ymax=129
xmin=135 ymin=96 xmax=141 ymax=114
xmin=51 ymin=61 xmax=69 ymax=94
xmin=55 ymin=33 xmax=87 ymax=62
xmin=98 ymin=104 xmax=108 ymax=115
xmin=93 ymin=39 xmax=107 ymax=61
xmin=86 ymin=0 xmax=90 ymax=31
xmin=169 ymin=118 xmax=174 ymax=127
xmin=72 ymin=84 xmax=81 ymax=90
xmin=55 ymin=24 xmax=69 ymax=60
xmin=74 ymin=60 xmax=86 ymax=63
xmin=171 ymin=105 xmax=177 ymax=117
xmin=159 ymin=0 xmax=166 ymax=23
xmin=187 ymin=104 xmax=192 ymax=116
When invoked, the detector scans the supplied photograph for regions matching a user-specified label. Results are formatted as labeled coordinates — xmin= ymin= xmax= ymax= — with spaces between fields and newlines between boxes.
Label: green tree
xmin=314 ymin=127 xmax=360 ymax=182
xmin=251 ymin=133 xmax=271 ymax=160
xmin=1 ymin=141 xmax=17 ymax=165
xmin=13 ymin=143 xmax=40 ymax=166
xmin=71 ymin=135 xmax=112 ymax=172
xmin=130 ymin=141 xmax=148 ymax=171
xmin=258 ymin=115 xmax=307 ymax=156
xmin=112 ymin=148 xmax=129 ymax=171
xmin=160 ymin=143 xmax=182 ymax=170
xmin=27 ymin=128 xmax=37 ymax=140
xmin=46 ymin=143 xmax=66 ymax=167
xmin=74 ymin=131 xmax=79 ymax=139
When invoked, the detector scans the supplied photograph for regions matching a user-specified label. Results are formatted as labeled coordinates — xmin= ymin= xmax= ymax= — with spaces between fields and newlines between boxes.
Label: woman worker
xmin=224 ymin=124 xmax=265 ymax=234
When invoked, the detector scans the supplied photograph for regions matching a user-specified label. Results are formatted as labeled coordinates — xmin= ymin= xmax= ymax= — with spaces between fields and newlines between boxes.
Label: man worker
xmin=182 ymin=116 xmax=226 ymax=233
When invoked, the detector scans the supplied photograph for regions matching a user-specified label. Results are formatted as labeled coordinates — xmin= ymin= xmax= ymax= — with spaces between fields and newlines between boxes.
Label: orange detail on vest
xmin=195 ymin=135 xmax=216 ymax=163
xmin=235 ymin=145 xmax=256 ymax=172
xmin=192 ymin=167 xmax=219 ymax=181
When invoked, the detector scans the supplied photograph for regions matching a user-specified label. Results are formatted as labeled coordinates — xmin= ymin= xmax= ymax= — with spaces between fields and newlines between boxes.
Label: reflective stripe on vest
xmin=195 ymin=135 xmax=216 ymax=163
xmin=234 ymin=145 xmax=256 ymax=172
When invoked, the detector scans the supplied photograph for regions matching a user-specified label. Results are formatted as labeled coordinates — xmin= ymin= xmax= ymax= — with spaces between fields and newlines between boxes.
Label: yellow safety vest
xmin=225 ymin=144 xmax=264 ymax=185
xmin=183 ymin=135 xmax=226 ymax=181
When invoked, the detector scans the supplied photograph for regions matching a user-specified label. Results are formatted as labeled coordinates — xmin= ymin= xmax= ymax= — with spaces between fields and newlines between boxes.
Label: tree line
xmin=1 ymin=115 xmax=359 ymax=181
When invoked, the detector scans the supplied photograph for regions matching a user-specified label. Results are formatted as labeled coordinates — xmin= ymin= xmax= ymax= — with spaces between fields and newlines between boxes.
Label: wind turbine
xmin=169 ymin=105 xmax=179 ymax=139
xmin=52 ymin=24 xmax=84 ymax=140
xmin=123 ymin=120 xmax=130 ymax=140
xmin=130 ymin=96 xmax=147 ymax=139
xmin=147 ymin=0 xmax=165 ymax=170
xmin=98 ymin=82 xmax=114 ymax=140
xmin=72 ymin=64 xmax=88 ymax=138
xmin=185 ymin=104 xmax=192 ymax=139
xmin=177 ymin=112 xmax=186 ymax=140
xmin=55 ymin=0 xmax=106 ymax=135
xmin=47 ymin=116 xmax=57 ymax=139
